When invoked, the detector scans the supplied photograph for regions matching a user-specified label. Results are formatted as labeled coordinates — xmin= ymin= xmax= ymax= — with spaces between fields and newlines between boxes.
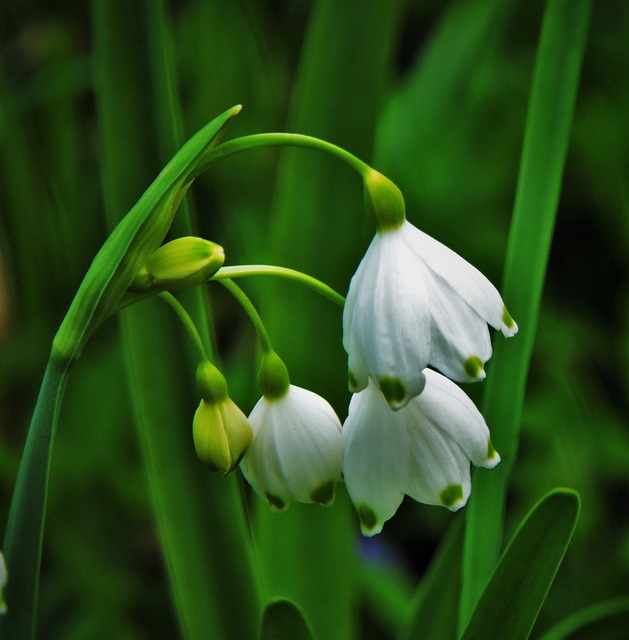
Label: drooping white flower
xmin=240 ymin=385 xmax=343 ymax=511
xmin=342 ymin=370 xmax=500 ymax=536
xmin=343 ymin=219 xmax=517 ymax=409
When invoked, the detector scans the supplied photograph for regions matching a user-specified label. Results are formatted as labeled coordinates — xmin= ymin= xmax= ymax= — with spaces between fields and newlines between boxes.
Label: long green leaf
xmin=461 ymin=489 xmax=580 ymax=640
xmin=459 ymin=0 xmax=592 ymax=628
xmin=260 ymin=599 xmax=315 ymax=640
xmin=0 ymin=360 xmax=70 ymax=640
xmin=92 ymin=2 xmax=260 ymax=638
xmin=538 ymin=596 xmax=629 ymax=640
xmin=256 ymin=1 xmax=405 ymax=639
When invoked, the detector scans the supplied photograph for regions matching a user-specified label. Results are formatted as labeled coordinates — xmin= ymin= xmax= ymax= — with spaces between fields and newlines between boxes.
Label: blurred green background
xmin=1 ymin=0 xmax=628 ymax=638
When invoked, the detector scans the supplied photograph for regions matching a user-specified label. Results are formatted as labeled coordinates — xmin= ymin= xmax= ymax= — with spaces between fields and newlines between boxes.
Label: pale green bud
xmin=363 ymin=168 xmax=406 ymax=231
xmin=130 ymin=237 xmax=225 ymax=291
xmin=258 ymin=351 xmax=290 ymax=400
xmin=193 ymin=398 xmax=252 ymax=474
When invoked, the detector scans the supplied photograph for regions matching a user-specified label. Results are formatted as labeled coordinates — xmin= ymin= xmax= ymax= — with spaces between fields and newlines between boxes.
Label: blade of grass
xmin=460 ymin=489 xmax=580 ymax=640
xmin=0 ymin=359 xmax=70 ymax=640
xmin=92 ymin=1 xmax=260 ymax=637
xmin=256 ymin=2 xmax=404 ymax=639
xmin=458 ymin=0 xmax=592 ymax=630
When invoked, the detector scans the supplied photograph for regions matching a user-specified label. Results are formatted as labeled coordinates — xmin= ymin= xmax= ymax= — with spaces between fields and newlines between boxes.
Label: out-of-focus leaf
xmin=461 ymin=489 xmax=580 ymax=640
xmin=260 ymin=599 xmax=315 ymax=640
xmin=397 ymin=517 xmax=463 ymax=640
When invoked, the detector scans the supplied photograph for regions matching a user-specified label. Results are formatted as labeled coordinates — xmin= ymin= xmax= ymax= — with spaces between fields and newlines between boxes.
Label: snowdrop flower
xmin=343 ymin=219 xmax=517 ymax=409
xmin=344 ymin=169 xmax=517 ymax=409
xmin=0 ymin=550 xmax=7 ymax=614
xmin=342 ymin=369 xmax=500 ymax=536
xmin=240 ymin=384 xmax=343 ymax=511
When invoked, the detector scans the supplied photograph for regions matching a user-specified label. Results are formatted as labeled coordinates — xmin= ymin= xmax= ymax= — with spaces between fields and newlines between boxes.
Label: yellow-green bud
xmin=193 ymin=398 xmax=252 ymax=474
xmin=130 ymin=237 xmax=225 ymax=291
xmin=363 ymin=168 xmax=406 ymax=231
xmin=258 ymin=351 xmax=290 ymax=400
xmin=196 ymin=360 xmax=229 ymax=403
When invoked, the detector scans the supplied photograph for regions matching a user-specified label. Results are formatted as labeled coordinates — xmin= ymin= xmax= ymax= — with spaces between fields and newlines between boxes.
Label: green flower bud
xmin=130 ymin=237 xmax=225 ymax=291
xmin=196 ymin=360 xmax=229 ymax=403
xmin=363 ymin=168 xmax=406 ymax=231
xmin=258 ymin=351 xmax=290 ymax=400
xmin=193 ymin=398 xmax=252 ymax=474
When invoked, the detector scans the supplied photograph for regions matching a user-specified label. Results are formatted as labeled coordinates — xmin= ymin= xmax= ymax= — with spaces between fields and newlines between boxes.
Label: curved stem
xmin=212 ymin=265 xmax=345 ymax=308
xmin=194 ymin=133 xmax=370 ymax=178
xmin=217 ymin=279 xmax=274 ymax=354
xmin=157 ymin=292 xmax=207 ymax=362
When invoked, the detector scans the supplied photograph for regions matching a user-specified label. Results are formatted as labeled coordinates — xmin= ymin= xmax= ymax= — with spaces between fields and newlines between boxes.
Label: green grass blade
xmin=260 ymin=599 xmax=315 ymax=640
xmin=0 ymin=359 xmax=70 ymax=640
xmin=256 ymin=1 xmax=404 ymax=639
xmin=397 ymin=517 xmax=464 ymax=640
xmin=459 ymin=0 xmax=592 ymax=628
xmin=460 ymin=489 xmax=580 ymax=640
xmin=92 ymin=1 xmax=260 ymax=637
xmin=537 ymin=596 xmax=629 ymax=640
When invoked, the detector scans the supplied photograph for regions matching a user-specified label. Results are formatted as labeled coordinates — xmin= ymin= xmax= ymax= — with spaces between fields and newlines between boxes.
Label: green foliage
xmin=461 ymin=489 xmax=580 ymax=640
xmin=260 ymin=599 xmax=315 ymax=640
xmin=1 ymin=0 xmax=628 ymax=639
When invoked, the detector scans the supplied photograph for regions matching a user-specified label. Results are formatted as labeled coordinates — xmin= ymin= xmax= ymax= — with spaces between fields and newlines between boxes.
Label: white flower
xmin=240 ymin=385 xmax=343 ymax=511
xmin=0 ymin=550 xmax=7 ymax=614
xmin=342 ymin=370 xmax=500 ymax=536
xmin=343 ymin=220 xmax=517 ymax=409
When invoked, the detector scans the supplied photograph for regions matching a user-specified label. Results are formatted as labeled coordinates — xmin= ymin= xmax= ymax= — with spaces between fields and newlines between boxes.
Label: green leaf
xmin=398 ymin=517 xmax=464 ymax=640
xmin=52 ymin=100 xmax=240 ymax=364
xmin=459 ymin=0 xmax=592 ymax=628
xmin=460 ymin=489 xmax=581 ymax=640
xmin=260 ymin=599 xmax=315 ymax=640
xmin=537 ymin=596 xmax=629 ymax=640
xmin=0 ymin=360 xmax=70 ymax=640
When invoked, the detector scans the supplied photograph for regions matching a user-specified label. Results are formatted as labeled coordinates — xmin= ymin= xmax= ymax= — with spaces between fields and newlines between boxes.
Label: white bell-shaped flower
xmin=342 ymin=370 xmax=500 ymax=536
xmin=343 ymin=220 xmax=517 ymax=409
xmin=240 ymin=385 xmax=343 ymax=511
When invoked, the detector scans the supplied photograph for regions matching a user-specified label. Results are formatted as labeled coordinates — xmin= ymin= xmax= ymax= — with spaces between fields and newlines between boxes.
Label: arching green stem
xmin=157 ymin=292 xmax=207 ymax=362
xmin=218 ymin=279 xmax=274 ymax=354
xmin=195 ymin=133 xmax=371 ymax=178
xmin=213 ymin=265 xmax=345 ymax=308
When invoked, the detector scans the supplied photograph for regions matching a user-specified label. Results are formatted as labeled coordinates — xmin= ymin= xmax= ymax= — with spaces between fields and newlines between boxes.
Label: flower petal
xmin=402 ymin=221 xmax=518 ymax=337
xmin=342 ymin=383 xmax=408 ymax=535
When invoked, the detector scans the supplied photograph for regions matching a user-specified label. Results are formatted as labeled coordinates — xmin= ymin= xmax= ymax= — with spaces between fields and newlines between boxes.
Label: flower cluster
xmin=189 ymin=170 xmax=516 ymax=536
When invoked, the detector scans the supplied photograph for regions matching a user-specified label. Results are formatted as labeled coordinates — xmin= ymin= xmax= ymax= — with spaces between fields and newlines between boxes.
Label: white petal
xmin=342 ymin=383 xmax=408 ymax=535
xmin=402 ymin=221 xmax=517 ymax=337
xmin=418 ymin=369 xmax=500 ymax=468
xmin=343 ymin=230 xmax=430 ymax=407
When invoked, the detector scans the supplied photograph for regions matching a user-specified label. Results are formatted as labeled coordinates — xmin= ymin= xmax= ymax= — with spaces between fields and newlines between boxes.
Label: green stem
xmin=217 ymin=279 xmax=274 ymax=354
xmin=1 ymin=358 xmax=71 ymax=640
xmin=213 ymin=265 xmax=345 ymax=308
xmin=157 ymin=292 xmax=207 ymax=362
xmin=195 ymin=132 xmax=370 ymax=178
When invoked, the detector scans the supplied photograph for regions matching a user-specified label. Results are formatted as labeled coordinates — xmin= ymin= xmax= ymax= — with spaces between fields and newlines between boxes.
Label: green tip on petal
xmin=265 ymin=492 xmax=286 ymax=511
xmin=487 ymin=438 xmax=497 ymax=460
xmin=311 ymin=480 xmax=336 ymax=506
xmin=463 ymin=356 xmax=485 ymax=380
xmin=440 ymin=484 xmax=464 ymax=508
xmin=357 ymin=504 xmax=378 ymax=532
xmin=348 ymin=370 xmax=358 ymax=391
xmin=379 ymin=376 xmax=406 ymax=408
xmin=502 ymin=306 xmax=515 ymax=329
